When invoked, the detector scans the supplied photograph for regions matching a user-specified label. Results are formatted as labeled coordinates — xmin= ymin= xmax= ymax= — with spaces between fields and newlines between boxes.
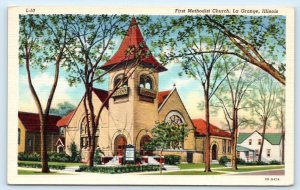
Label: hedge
xmin=219 ymin=156 xmax=229 ymax=165
xmin=18 ymin=162 xmax=66 ymax=170
xmin=18 ymin=152 xmax=80 ymax=163
xmin=164 ymin=155 xmax=181 ymax=165
xmin=79 ymin=165 xmax=159 ymax=174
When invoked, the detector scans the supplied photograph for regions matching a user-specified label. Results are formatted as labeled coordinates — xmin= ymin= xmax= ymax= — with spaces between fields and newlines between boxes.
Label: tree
xmin=204 ymin=16 xmax=286 ymax=85
xmin=65 ymin=15 xmax=150 ymax=167
xmin=146 ymin=16 xmax=238 ymax=172
xmin=19 ymin=15 xmax=71 ymax=172
xmin=248 ymin=75 xmax=281 ymax=162
xmin=146 ymin=121 xmax=189 ymax=150
xmin=273 ymin=87 xmax=285 ymax=164
xmin=212 ymin=62 xmax=260 ymax=170
xmin=50 ymin=101 xmax=75 ymax=116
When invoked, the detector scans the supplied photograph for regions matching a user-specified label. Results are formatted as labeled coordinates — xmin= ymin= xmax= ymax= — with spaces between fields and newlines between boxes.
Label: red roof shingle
xmin=100 ymin=17 xmax=167 ymax=72
xmin=18 ymin=112 xmax=61 ymax=133
xmin=92 ymin=88 xmax=109 ymax=108
xmin=192 ymin=119 xmax=231 ymax=138
xmin=56 ymin=110 xmax=75 ymax=127
xmin=158 ymin=90 xmax=172 ymax=108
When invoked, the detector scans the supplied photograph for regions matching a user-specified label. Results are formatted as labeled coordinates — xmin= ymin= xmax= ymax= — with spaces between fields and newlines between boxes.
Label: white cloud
xmin=19 ymin=73 xmax=79 ymax=113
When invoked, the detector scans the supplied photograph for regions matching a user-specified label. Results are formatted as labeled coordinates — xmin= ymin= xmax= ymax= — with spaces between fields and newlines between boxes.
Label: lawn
xmin=18 ymin=160 xmax=84 ymax=167
xmin=216 ymin=165 xmax=284 ymax=172
xmin=147 ymin=171 xmax=224 ymax=175
xmin=18 ymin=169 xmax=61 ymax=175
xmin=178 ymin=163 xmax=224 ymax=170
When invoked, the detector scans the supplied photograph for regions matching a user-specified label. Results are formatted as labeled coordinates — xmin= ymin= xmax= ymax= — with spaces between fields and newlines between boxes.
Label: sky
xmin=18 ymin=15 xmax=284 ymax=133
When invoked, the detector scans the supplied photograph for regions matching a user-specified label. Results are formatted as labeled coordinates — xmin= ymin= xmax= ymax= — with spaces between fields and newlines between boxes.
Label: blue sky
xmin=18 ymin=14 xmax=284 ymax=130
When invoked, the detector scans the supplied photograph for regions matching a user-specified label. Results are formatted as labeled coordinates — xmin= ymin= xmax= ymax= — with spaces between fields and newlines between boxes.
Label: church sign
xmin=112 ymin=87 xmax=129 ymax=98
xmin=138 ymin=87 xmax=156 ymax=99
xmin=124 ymin=144 xmax=135 ymax=162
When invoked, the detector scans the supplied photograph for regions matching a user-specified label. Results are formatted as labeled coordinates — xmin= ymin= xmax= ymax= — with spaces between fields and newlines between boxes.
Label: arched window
xmin=139 ymin=74 xmax=153 ymax=90
xmin=165 ymin=111 xmax=185 ymax=125
xmin=80 ymin=115 xmax=99 ymax=149
xmin=114 ymin=74 xmax=128 ymax=88
xmin=169 ymin=115 xmax=183 ymax=126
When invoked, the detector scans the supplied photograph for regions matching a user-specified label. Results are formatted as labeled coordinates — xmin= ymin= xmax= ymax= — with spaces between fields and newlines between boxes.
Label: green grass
xmin=216 ymin=165 xmax=284 ymax=172
xmin=18 ymin=160 xmax=84 ymax=167
xmin=18 ymin=169 xmax=61 ymax=175
xmin=148 ymin=171 xmax=224 ymax=175
xmin=178 ymin=163 xmax=224 ymax=169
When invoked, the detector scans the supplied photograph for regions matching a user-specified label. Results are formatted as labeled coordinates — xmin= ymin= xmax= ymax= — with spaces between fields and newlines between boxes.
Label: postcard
xmin=7 ymin=6 xmax=294 ymax=185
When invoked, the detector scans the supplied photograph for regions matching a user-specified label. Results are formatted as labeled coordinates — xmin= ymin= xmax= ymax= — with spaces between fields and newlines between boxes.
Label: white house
xmin=237 ymin=131 xmax=283 ymax=163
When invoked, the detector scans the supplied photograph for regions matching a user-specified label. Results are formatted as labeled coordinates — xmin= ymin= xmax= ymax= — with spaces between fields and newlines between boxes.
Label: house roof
xmin=100 ymin=17 xmax=167 ymax=72
xmin=92 ymin=88 xmax=109 ymax=109
xmin=18 ymin=112 xmax=61 ymax=133
xmin=238 ymin=131 xmax=282 ymax=145
xmin=55 ymin=137 xmax=65 ymax=147
xmin=56 ymin=110 xmax=75 ymax=127
xmin=56 ymin=88 xmax=109 ymax=127
xmin=192 ymin=119 xmax=231 ymax=138
xmin=236 ymin=145 xmax=255 ymax=152
xmin=158 ymin=90 xmax=172 ymax=108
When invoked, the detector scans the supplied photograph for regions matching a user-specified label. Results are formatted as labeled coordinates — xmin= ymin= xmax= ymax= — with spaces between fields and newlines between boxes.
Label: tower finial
xmin=173 ymin=83 xmax=176 ymax=88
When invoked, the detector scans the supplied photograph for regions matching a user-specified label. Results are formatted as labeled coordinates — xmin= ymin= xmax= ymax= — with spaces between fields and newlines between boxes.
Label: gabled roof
xmin=158 ymin=90 xmax=172 ymax=108
xmin=56 ymin=88 xmax=109 ymax=127
xmin=100 ymin=17 xmax=167 ymax=72
xmin=92 ymin=88 xmax=109 ymax=109
xmin=192 ymin=119 xmax=231 ymax=138
xmin=55 ymin=137 xmax=65 ymax=147
xmin=18 ymin=112 xmax=61 ymax=133
xmin=238 ymin=131 xmax=282 ymax=145
xmin=56 ymin=110 xmax=75 ymax=127
xmin=237 ymin=133 xmax=252 ymax=144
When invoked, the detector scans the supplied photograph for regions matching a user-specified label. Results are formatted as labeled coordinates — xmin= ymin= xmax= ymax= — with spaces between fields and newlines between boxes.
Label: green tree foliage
xmin=145 ymin=121 xmax=189 ymax=151
xmin=19 ymin=14 xmax=72 ymax=173
xmin=50 ymin=101 xmax=76 ymax=116
xmin=247 ymin=75 xmax=282 ymax=162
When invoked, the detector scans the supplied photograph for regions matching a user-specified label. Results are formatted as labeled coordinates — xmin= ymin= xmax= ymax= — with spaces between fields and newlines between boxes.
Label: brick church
xmin=56 ymin=17 xmax=232 ymax=163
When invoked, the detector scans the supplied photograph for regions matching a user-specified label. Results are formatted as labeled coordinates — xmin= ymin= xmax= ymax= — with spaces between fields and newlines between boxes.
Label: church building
xmin=56 ymin=17 xmax=232 ymax=163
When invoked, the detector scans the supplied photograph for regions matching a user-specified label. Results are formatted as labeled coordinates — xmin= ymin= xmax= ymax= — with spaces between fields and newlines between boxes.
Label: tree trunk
xmin=88 ymin=134 xmax=96 ymax=167
xmin=204 ymin=91 xmax=211 ymax=172
xmin=231 ymin=109 xmax=238 ymax=170
xmin=258 ymin=119 xmax=267 ymax=162
xmin=40 ymin=117 xmax=50 ymax=173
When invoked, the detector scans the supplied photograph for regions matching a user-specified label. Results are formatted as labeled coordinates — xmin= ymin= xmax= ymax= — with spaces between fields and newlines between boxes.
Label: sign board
xmin=124 ymin=144 xmax=135 ymax=162
xmin=112 ymin=87 xmax=129 ymax=98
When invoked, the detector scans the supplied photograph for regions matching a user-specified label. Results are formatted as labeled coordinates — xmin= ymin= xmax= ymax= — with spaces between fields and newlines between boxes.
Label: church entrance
xmin=140 ymin=135 xmax=152 ymax=156
xmin=114 ymin=135 xmax=127 ymax=156
xmin=212 ymin=144 xmax=218 ymax=160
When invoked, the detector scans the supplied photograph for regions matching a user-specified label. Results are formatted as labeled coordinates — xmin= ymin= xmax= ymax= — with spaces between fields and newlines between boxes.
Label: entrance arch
xmin=114 ymin=135 xmax=127 ymax=156
xmin=140 ymin=135 xmax=152 ymax=156
xmin=212 ymin=144 xmax=218 ymax=160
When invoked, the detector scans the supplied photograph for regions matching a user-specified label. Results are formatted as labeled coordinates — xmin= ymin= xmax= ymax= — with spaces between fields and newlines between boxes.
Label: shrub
xmin=18 ymin=162 xmax=65 ymax=170
xmin=269 ymin=160 xmax=281 ymax=165
xmin=48 ymin=152 xmax=71 ymax=162
xmin=164 ymin=155 xmax=181 ymax=165
xmin=219 ymin=156 xmax=229 ymax=165
xmin=244 ymin=161 xmax=269 ymax=166
xmin=69 ymin=142 xmax=82 ymax=163
xmin=18 ymin=152 xmax=40 ymax=161
xmin=79 ymin=165 xmax=159 ymax=174
xmin=236 ymin=158 xmax=246 ymax=165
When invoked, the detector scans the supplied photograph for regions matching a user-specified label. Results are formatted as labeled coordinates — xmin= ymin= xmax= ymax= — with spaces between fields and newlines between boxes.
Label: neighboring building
xmin=18 ymin=112 xmax=61 ymax=153
xmin=56 ymin=17 xmax=232 ymax=163
xmin=237 ymin=131 xmax=283 ymax=163
xmin=192 ymin=119 xmax=232 ymax=162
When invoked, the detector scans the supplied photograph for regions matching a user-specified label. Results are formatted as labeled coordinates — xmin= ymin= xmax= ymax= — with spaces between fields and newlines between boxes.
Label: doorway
xmin=114 ymin=135 xmax=127 ymax=156
xmin=212 ymin=144 xmax=218 ymax=160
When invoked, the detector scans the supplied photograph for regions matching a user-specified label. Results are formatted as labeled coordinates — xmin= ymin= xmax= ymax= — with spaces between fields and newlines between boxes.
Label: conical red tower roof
xmin=100 ymin=17 xmax=167 ymax=72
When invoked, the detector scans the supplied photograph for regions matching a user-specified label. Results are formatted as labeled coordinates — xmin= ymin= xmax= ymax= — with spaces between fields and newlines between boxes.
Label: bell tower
xmin=100 ymin=17 xmax=167 ymax=156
